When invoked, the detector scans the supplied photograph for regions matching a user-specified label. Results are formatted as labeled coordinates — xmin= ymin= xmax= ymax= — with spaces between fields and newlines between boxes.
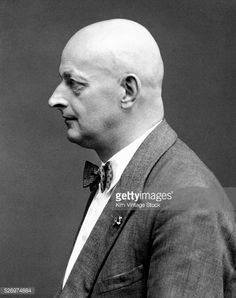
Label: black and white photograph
xmin=0 ymin=1 xmax=235 ymax=297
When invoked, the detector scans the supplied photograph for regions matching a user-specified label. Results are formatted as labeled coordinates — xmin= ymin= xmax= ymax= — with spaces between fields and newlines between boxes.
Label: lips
xmin=62 ymin=115 xmax=77 ymax=121
xmin=62 ymin=115 xmax=77 ymax=126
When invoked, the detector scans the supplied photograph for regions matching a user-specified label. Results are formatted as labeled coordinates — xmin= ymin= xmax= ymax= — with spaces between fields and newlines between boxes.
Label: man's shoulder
xmin=143 ymin=136 xmax=234 ymax=221
xmin=148 ymin=136 xmax=221 ymax=191
xmin=122 ymin=120 xmax=232 ymax=216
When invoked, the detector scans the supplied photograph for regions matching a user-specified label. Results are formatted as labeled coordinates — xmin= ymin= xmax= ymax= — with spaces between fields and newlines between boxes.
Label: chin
xmin=66 ymin=130 xmax=94 ymax=149
xmin=67 ymin=131 xmax=82 ymax=144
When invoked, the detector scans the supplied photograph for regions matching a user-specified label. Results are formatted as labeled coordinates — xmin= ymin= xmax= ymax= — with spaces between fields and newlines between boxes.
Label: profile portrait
xmin=0 ymin=1 xmax=235 ymax=297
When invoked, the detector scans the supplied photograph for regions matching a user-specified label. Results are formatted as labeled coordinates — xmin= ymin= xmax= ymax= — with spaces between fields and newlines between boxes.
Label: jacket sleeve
xmin=147 ymin=187 xmax=236 ymax=298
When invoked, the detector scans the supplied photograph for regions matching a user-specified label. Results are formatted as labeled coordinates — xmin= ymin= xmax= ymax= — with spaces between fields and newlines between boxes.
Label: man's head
xmin=48 ymin=19 xmax=164 ymax=161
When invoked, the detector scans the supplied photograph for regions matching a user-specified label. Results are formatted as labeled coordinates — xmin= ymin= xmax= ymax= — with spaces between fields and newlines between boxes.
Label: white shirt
xmin=62 ymin=120 xmax=162 ymax=288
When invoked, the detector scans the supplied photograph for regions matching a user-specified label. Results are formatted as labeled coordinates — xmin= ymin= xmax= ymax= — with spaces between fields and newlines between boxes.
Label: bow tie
xmin=83 ymin=160 xmax=113 ymax=192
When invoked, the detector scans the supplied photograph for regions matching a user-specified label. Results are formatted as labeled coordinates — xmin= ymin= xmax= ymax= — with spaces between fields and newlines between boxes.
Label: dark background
xmin=0 ymin=0 xmax=235 ymax=297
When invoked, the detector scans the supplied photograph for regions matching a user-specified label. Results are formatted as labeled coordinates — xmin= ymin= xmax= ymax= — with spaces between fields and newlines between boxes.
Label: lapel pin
xmin=113 ymin=216 xmax=123 ymax=226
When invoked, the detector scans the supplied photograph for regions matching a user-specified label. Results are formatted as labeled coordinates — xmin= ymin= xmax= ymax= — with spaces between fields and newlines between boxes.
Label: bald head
xmin=49 ymin=19 xmax=164 ymax=160
xmin=63 ymin=19 xmax=164 ymax=94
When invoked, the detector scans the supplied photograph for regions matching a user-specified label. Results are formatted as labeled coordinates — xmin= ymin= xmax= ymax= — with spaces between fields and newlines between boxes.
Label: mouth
xmin=62 ymin=115 xmax=77 ymax=125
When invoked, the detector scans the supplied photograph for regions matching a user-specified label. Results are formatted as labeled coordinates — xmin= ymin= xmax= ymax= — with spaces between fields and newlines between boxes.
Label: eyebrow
xmin=59 ymin=71 xmax=88 ymax=82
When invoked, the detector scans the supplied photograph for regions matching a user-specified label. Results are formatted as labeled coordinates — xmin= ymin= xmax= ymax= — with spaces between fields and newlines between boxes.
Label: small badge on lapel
xmin=113 ymin=216 xmax=123 ymax=226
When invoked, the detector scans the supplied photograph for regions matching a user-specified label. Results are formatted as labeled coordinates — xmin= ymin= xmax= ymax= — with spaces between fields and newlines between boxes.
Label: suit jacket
xmin=54 ymin=120 xmax=236 ymax=297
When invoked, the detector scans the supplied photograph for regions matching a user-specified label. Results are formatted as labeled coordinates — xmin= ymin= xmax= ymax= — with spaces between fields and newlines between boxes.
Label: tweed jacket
xmin=55 ymin=120 xmax=236 ymax=297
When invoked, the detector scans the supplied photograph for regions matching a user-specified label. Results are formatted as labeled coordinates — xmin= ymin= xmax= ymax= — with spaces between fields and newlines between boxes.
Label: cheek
xmin=103 ymin=117 xmax=118 ymax=130
xmin=102 ymin=105 xmax=121 ymax=130
xmin=73 ymin=86 xmax=121 ymax=124
xmin=70 ymin=99 xmax=84 ymax=117
xmin=98 ymin=93 xmax=121 ymax=126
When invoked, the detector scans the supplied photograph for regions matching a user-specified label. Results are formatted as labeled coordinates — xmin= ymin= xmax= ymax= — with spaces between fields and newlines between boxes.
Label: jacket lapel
xmin=60 ymin=184 xmax=135 ymax=297
xmin=60 ymin=119 xmax=177 ymax=297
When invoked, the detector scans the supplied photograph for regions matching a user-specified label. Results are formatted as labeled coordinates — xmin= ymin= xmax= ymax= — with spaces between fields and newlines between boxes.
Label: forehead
xmin=61 ymin=32 xmax=101 ymax=67
xmin=60 ymin=43 xmax=84 ymax=69
xmin=60 ymin=42 xmax=116 ymax=80
xmin=59 ymin=43 xmax=94 ymax=80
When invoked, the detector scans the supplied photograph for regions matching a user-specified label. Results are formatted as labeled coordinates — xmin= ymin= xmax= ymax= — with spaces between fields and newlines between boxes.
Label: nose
xmin=48 ymin=83 xmax=68 ymax=108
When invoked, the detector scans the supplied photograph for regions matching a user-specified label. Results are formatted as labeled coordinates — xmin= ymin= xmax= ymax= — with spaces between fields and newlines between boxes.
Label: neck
xmin=95 ymin=120 xmax=161 ymax=162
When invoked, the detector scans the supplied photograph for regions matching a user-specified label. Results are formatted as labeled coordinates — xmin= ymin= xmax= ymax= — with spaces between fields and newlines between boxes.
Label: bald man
xmin=49 ymin=19 xmax=236 ymax=298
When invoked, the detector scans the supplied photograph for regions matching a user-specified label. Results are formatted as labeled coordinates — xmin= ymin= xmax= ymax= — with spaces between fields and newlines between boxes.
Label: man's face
xmin=48 ymin=44 xmax=123 ymax=149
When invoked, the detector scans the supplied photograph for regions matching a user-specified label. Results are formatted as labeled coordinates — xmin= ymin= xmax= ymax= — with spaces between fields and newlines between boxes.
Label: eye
xmin=67 ymin=79 xmax=84 ymax=94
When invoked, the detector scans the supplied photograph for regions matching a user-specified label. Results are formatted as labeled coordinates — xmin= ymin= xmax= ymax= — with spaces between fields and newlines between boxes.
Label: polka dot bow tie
xmin=83 ymin=160 xmax=113 ymax=192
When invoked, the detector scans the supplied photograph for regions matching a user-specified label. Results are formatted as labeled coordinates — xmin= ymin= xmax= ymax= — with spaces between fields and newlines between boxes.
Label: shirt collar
xmin=103 ymin=120 xmax=162 ymax=192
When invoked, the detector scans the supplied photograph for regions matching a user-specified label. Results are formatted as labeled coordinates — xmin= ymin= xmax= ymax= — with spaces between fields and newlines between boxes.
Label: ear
xmin=120 ymin=74 xmax=141 ymax=109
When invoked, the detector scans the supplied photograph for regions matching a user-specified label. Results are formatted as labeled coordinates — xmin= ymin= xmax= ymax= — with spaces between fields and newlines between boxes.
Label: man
xmin=49 ymin=19 xmax=236 ymax=297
